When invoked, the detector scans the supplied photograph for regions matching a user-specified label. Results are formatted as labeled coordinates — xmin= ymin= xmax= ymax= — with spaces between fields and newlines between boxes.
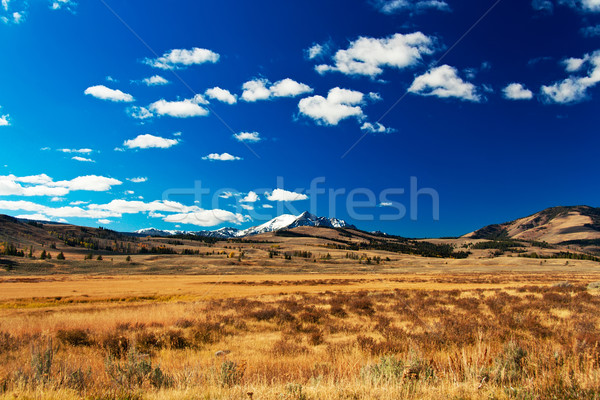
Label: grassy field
xmin=1 ymin=269 xmax=600 ymax=399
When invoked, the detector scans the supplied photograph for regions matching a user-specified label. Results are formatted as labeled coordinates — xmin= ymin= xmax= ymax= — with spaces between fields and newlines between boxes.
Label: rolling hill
xmin=464 ymin=205 xmax=600 ymax=245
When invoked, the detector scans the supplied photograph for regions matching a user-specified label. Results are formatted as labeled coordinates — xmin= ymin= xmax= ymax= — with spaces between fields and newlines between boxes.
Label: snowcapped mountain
xmin=134 ymin=212 xmax=353 ymax=238
xmin=134 ymin=228 xmax=186 ymax=237
xmin=287 ymin=211 xmax=349 ymax=229
xmin=239 ymin=214 xmax=299 ymax=236
xmin=197 ymin=227 xmax=243 ymax=239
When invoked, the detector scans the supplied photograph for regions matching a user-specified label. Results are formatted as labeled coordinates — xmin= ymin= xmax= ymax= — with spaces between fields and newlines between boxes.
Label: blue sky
xmin=0 ymin=0 xmax=599 ymax=237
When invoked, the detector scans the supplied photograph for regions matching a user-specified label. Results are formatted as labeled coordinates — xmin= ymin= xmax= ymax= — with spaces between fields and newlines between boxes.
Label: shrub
xmin=101 ymin=333 xmax=129 ymax=358
xmin=219 ymin=360 xmax=245 ymax=387
xmin=361 ymin=355 xmax=405 ymax=383
xmin=349 ymin=297 xmax=375 ymax=316
xmin=282 ymin=383 xmax=307 ymax=400
xmin=330 ymin=304 xmax=347 ymax=318
xmin=299 ymin=306 xmax=324 ymax=324
xmin=250 ymin=308 xmax=278 ymax=321
xmin=174 ymin=318 xmax=194 ymax=328
xmin=0 ymin=332 xmax=17 ymax=352
xmin=105 ymin=347 xmax=172 ymax=389
xmin=271 ymin=339 xmax=310 ymax=356
xmin=56 ymin=329 xmax=93 ymax=347
xmin=162 ymin=329 xmax=189 ymax=350
xmin=191 ymin=321 xmax=224 ymax=346
xmin=135 ymin=331 xmax=161 ymax=354
xmin=492 ymin=342 xmax=527 ymax=384
xmin=65 ymin=367 xmax=92 ymax=391
xmin=31 ymin=339 xmax=54 ymax=383
xmin=308 ymin=331 xmax=324 ymax=346
xmin=361 ymin=352 xmax=433 ymax=383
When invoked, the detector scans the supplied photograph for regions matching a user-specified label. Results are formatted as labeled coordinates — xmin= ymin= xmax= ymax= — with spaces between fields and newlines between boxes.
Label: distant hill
xmin=464 ymin=205 xmax=600 ymax=245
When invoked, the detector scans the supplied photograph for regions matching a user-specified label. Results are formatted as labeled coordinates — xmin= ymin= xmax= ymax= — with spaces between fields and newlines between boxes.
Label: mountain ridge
xmin=135 ymin=211 xmax=354 ymax=238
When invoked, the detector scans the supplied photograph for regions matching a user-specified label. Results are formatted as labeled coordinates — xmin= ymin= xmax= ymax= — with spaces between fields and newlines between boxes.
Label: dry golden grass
xmin=1 ymin=272 xmax=600 ymax=399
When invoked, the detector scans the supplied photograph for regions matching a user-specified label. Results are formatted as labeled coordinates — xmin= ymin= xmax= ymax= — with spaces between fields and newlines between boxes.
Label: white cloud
xmin=265 ymin=188 xmax=308 ymax=202
xmin=205 ymin=87 xmax=237 ymax=104
xmin=0 ymin=177 xmax=24 ymax=195
xmin=51 ymin=0 xmax=76 ymax=11
xmin=0 ymin=174 xmax=121 ymax=197
xmin=97 ymin=219 xmax=112 ymax=224
xmin=408 ymin=65 xmax=481 ymax=101
xmin=316 ymin=32 xmax=435 ymax=78
xmin=374 ymin=0 xmax=450 ymax=14
xmin=241 ymin=78 xmax=313 ymax=102
xmin=379 ymin=202 xmax=393 ymax=207
xmin=270 ymin=78 xmax=313 ymax=98
xmin=360 ymin=122 xmax=396 ymax=133
xmin=262 ymin=204 xmax=274 ymax=209
xmin=0 ymin=200 xmax=119 ymax=219
xmin=541 ymin=50 xmax=600 ymax=104
xmin=89 ymin=199 xmax=192 ymax=215
xmin=558 ymin=0 xmax=600 ymax=12
xmin=128 ymin=106 xmax=154 ymax=120
xmin=240 ymin=191 xmax=259 ymax=203
xmin=233 ymin=131 xmax=261 ymax=143
xmin=241 ymin=204 xmax=253 ymax=211
xmin=219 ymin=191 xmax=234 ymax=199
xmin=72 ymin=156 xmax=94 ymax=162
xmin=145 ymin=47 xmax=220 ymax=70
xmin=149 ymin=95 xmax=209 ymax=117
xmin=14 ymin=174 xmax=53 ymax=184
xmin=532 ymin=0 xmax=554 ymax=13
xmin=367 ymin=92 xmax=383 ymax=102
xmin=0 ymin=107 xmax=9 ymax=126
xmin=241 ymin=79 xmax=271 ymax=102
xmin=202 ymin=153 xmax=242 ymax=161
xmin=581 ymin=25 xmax=600 ymax=37
xmin=69 ymin=201 xmax=88 ymax=205
xmin=125 ymin=190 xmax=134 ymax=195
xmin=0 ymin=197 xmax=249 ymax=227
xmin=127 ymin=177 xmax=148 ymax=183
xmin=52 ymin=175 xmax=122 ymax=192
xmin=15 ymin=213 xmax=50 ymax=221
xmin=502 ymin=83 xmax=534 ymax=100
xmin=84 ymin=85 xmax=134 ymax=102
xmin=163 ymin=209 xmax=246 ymax=227
xmin=306 ymin=43 xmax=325 ymax=59
xmin=59 ymin=148 xmax=93 ymax=154
xmin=50 ymin=197 xmax=64 ymax=202
xmin=1 ymin=10 xmax=23 ymax=24
xmin=142 ymin=75 xmax=169 ymax=86
xmin=22 ymin=186 xmax=69 ymax=197
xmin=298 ymin=87 xmax=365 ymax=125
xmin=563 ymin=55 xmax=589 ymax=72
xmin=123 ymin=134 xmax=179 ymax=149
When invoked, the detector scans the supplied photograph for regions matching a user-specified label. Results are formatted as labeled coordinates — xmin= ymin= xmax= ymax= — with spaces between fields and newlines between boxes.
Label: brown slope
xmin=464 ymin=205 xmax=600 ymax=244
